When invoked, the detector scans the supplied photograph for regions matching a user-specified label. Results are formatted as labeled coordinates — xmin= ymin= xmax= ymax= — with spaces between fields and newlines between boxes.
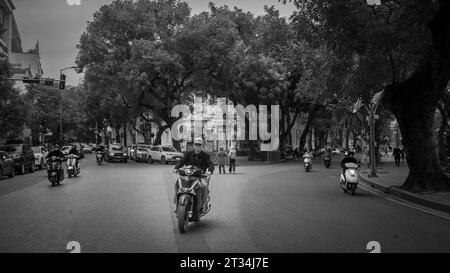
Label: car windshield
xmin=31 ymin=147 xmax=41 ymax=153
xmin=0 ymin=146 xmax=19 ymax=153
xmin=162 ymin=147 xmax=177 ymax=152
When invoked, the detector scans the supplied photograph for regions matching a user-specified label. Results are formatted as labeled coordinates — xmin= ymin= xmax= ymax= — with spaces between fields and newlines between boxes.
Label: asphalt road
xmin=0 ymin=154 xmax=449 ymax=253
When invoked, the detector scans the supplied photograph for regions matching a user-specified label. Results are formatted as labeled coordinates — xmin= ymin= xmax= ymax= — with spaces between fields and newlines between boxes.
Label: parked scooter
xmin=67 ymin=154 xmax=80 ymax=178
xmin=174 ymin=166 xmax=211 ymax=233
xmin=339 ymin=162 xmax=359 ymax=195
xmin=47 ymin=156 xmax=64 ymax=186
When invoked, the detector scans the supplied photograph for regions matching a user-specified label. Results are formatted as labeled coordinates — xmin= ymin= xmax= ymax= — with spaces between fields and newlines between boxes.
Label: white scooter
xmin=67 ymin=154 xmax=80 ymax=178
xmin=339 ymin=162 xmax=359 ymax=195
xmin=304 ymin=157 xmax=312 ymax=172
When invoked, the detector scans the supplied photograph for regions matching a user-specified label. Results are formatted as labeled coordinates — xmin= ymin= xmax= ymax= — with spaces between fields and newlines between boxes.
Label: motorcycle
xmin=67 ymin=154 xmax=80 ymax=178
xmin=304 ymin=157 xmax=312 ymax=172
xmin=339 ymin=162 xmax=359 ymax=195
xmin=323 ymin=154 xmax=331 ymax=168
xmin=174 ymin=166 xmax=211 ymax=233
xmin=96 ymin=151 xmax=104 ymax=165
xmin=47 ymin=156 xmax=64 ymax=186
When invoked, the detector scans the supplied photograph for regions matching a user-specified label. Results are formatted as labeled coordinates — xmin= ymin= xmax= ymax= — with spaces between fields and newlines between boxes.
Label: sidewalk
xmin=358 ymin=154 xmax=450 ymax=215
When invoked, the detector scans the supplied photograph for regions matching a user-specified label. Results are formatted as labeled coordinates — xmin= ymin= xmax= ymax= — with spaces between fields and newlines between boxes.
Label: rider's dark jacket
xmin=46 ymin=149 xmax=65 ymax=159
xmin=175 ymin=150 xmax=214 ymax=173
xmin=340 ymin=157 xmax=358 ymax=169
xmin=68 ymin=148 xmax=79 ymax=156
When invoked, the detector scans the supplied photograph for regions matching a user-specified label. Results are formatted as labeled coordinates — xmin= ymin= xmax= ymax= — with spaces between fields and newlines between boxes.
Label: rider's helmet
xmin=194 ymin=137 xmax=203 ymax=146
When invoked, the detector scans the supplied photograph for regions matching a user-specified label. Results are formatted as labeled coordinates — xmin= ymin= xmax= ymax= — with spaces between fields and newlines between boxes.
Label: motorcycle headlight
xmin=349 ymin=169 xmax=356 ymax=176
xmin=123 ymin=153 xmax=127 ymax=156
xmin=110 ymin=153 xmax=114 ymax=156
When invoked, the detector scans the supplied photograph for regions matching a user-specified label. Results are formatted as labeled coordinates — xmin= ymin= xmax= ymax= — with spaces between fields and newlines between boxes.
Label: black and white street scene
xmin=0 ymin=0 xmax=450 ymax=253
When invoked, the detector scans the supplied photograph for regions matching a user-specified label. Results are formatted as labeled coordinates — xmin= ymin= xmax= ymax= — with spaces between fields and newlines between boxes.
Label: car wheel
xmin=148 ymin=156 xmax=153 ymax=164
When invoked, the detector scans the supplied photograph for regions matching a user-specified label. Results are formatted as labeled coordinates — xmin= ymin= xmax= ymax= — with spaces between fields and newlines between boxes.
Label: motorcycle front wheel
xmin=177 ymin=196 xmax=191 ymax=233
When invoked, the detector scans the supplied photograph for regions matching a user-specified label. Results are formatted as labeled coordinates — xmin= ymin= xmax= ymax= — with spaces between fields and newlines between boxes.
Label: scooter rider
xmin=68 ymin=144 xmax=80 ymax=169
xmin=96 ymin=144 xmax=107 ymax=161
xmin=340 ymin=151 xmax=358 ymax=182
xmin=46 ymin=144 xmax=65 ymax=159
xmin=46 ymin=144 xmax=65 ymax=179
xmin=174 ymin=137 xmax=214 ymax=214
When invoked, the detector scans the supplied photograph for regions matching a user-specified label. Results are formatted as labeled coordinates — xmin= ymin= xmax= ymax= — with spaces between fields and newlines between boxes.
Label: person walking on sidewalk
xmin=393 ymin=147 xmax=402 ymax=167
xmin=229 ymin=146 xmax=236 ymax=173
xmin=217 ymin=147 xmax=227 ymax=174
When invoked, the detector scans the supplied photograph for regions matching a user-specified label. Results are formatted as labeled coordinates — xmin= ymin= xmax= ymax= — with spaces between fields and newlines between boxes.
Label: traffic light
xmin=44 ymin=79 xmax=54 ymax=86
xmin=59 ymin=74 xmax=66 ymax=90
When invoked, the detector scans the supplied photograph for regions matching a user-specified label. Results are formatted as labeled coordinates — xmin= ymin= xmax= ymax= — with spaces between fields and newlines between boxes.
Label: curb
xmin=358 ymin=173 xmax=450 ymax=215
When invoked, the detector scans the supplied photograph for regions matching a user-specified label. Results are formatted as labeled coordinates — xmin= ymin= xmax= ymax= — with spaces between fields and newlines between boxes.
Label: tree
xmin=0 ymin=58 xmax=27 ymax=141
xmin=285 ymin=0 xmax=450 ymax=192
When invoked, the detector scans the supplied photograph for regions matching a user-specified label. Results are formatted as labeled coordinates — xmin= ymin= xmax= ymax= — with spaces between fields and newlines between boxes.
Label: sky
xmin=12 ymin=0 xmax=296 ymax=86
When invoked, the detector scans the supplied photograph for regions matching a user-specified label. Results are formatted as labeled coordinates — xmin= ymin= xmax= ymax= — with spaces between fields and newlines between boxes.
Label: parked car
xmin=135 ymin=147 xmax=151 ymax=162
xmin=107 ymin=144 xmax=128 ymax=163
xmin=148 ymin=145 xmax=183 ymax=164
xmin=31 ymin=146 xmax=48 ymax=170
xmin=129 ymin=144 xmax=152 ymax=161
xmin=81 ymin=143 xmax=93 ymax=154
xmin=0 ymin=151 xmax=15 ymax=178
xmin=0 ymin=144 xmax=35 ymax=175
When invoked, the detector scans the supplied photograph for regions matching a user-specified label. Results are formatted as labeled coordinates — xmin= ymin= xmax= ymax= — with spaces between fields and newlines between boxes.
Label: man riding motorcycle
xmin=46 ymin=144 xmax=65 ymax=159
xmin=323 ymin=147 xmax=332 ymax=167
xmin=95 ymin=144 xmax=107 ymax=162
xmin=174 ymin=138 xmax=214 ymax=214
xmin=340 ymin=151 xmax=358 ymax=182
xmin=46 ymin=144 xmax=65 ymax=179
xmin=68 ymin=144 xmax=80 ymax=169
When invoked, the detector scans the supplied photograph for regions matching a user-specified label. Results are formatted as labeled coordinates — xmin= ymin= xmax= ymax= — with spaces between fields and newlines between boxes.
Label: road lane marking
xmin=359 ymin=183 xmax=450 ymax=221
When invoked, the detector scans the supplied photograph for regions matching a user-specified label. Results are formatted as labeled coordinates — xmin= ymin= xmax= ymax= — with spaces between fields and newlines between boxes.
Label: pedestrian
xmin=393 ymin=147 xmax=401 ymax=167
xmin=362 ymin=147 xmax=369 ymax=168
xmin=229 ymin=146 xmax=236 ymax=173
xmin=294 ymin=147 xmax=299 ymax=160
xmin=217 ymin=147 xmax=227 ymax=174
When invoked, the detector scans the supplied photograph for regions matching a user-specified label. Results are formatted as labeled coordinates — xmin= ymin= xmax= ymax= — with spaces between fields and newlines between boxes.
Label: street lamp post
xmin=353 ymin=90 xmax=384 ymax=178
xmin=59 ymin=66 xmax=78 ymax=142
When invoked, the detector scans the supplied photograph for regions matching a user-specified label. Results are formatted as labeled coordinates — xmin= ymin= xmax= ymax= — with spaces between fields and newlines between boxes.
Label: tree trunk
xmin=153 ymin=125 xmax=170 ymax=146
xmin=384 ymin=68 xmax=450 ymax=192
xmin=299 ymin=108 xmax=318 ymax=150
xmin=438 ymin=105 xmax=448 ymax=168
xmin=123 ymin=122 xmax=127 ymax=146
